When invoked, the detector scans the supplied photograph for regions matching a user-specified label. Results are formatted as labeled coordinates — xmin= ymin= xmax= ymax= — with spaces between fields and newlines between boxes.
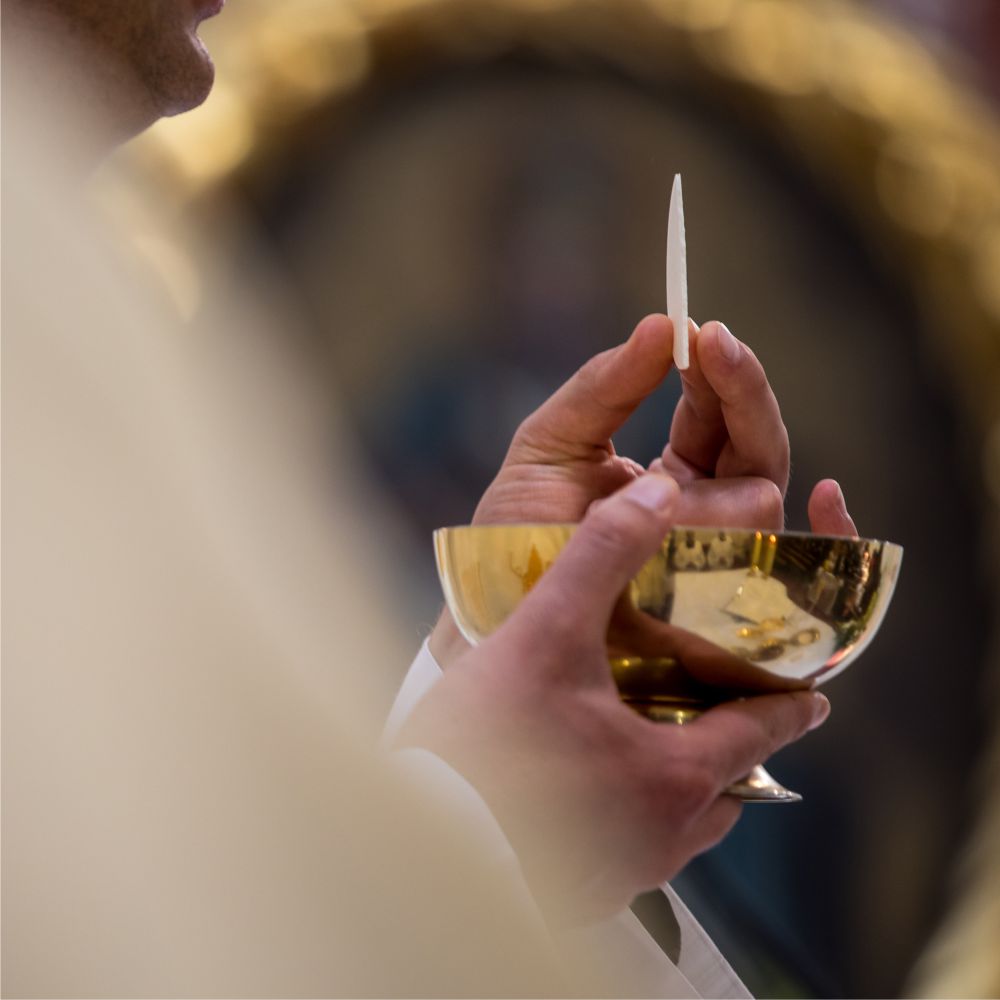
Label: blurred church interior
xmin=98 ymin=2 xmax=1000 ymax=996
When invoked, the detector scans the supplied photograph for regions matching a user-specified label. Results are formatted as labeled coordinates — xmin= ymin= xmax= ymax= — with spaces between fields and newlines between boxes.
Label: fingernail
xmin=716 ymin=323 xmax=741 ymax=364
xmin=624 ymin=474 xmax=678 ymax=512
xmin=807 ymin=693 xmax=831 ymax=731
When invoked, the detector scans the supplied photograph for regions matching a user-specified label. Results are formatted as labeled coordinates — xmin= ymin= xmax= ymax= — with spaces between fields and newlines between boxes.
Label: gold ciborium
xmin=435 ymin=524 xmax=903 ymax=802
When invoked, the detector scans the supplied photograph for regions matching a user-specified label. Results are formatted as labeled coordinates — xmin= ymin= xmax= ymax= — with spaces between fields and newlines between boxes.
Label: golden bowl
xmin=435 ymin=523 xmax=903 ymax=726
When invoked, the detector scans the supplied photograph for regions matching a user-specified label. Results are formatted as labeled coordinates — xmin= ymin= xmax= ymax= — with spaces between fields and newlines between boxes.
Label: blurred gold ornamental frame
xmin=122 ymin=0 xmax=1000 ymax=454
xmin=107 ymin=0 xmax=1000 ymax=995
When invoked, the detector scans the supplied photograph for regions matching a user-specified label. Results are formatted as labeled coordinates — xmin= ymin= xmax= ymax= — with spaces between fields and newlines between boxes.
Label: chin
xmin=166 ymin=64 xmax=215 ymax=117
xmin=146 ymin=30 xmax=217 ymax=119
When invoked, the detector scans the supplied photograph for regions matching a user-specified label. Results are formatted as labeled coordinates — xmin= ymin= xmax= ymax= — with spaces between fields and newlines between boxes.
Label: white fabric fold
xmin=386 ymin=640 xmax=752 ymax=999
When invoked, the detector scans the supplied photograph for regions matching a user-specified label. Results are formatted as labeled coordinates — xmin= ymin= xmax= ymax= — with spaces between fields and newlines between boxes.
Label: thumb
xmin=509 ymin=315 xmax=674 ymax=457
xmin=505 ymin=474 xmax=679 ymax=658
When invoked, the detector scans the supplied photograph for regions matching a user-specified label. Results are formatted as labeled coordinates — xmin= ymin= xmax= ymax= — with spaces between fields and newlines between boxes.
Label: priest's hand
xmin=431 ymin=313 xmax=854 ymax=664
xmin=658 ymin=320 xmax=858 ymax=539
xmin=400 ymin=474 xmax=830 ymax=925
xmin=471 ymin=314 xmax=790 ymax=528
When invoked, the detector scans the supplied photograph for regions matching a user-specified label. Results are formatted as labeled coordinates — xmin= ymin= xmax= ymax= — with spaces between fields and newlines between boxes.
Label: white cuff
xmin=381 ymin=638 xmax=443 ymax=747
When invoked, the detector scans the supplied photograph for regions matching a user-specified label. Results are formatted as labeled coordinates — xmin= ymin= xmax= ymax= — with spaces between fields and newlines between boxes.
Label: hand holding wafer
xmin=429 ymin=176 xmax=856 ymax=663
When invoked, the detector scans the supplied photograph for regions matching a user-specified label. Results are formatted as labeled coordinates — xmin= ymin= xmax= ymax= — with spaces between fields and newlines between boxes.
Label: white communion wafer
xmin=666 ymin=173 xmax=689 ymax=370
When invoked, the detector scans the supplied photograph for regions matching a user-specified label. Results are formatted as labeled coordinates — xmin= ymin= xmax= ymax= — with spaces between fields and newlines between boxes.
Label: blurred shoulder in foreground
xmin=2 ymin=60 xmax=583 ymax=997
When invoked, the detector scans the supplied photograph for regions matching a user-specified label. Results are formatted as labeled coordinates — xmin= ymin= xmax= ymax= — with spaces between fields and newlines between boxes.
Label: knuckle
xmin=699 ymin=799 xmax=743 ymax=849
xmin=729 ymin=349 xmax=769 ymax=398
xmin=508 ymin=592 xmax=580 ymax=660
xmin=788 ymin=691 xmax=824 ymax=737
xmin=509 ymin=411 xmax=544 ymax=454
xmin=668 ymin=760 xmax=719 ymax=816
xmin=568 ymin=356 xmax=605 ymax=408
xmin=583 ymin=487 xmax=662 ymax=558
xmin=511 ymin=410 xmax=535 ymax=441
xmin=740 ymin=346 xmax=769 ymax=385
xmin=759 ymin=694 xmax=813 ymax=752
xmin=777 ymin=422 xmax=791 ymax=464
xmin=758 ymin=478 xmax=785 ymax=524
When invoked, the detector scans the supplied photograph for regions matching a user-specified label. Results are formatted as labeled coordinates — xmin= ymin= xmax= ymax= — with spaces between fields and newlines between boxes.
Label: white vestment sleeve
xmin=386 ymin=642 xmax=753 ymax=1000
xmin=390 ymin=747 xmax=535 ymax=898
xmin=666 ymin=882 xmax=752 ymax=999
xmin=382 ymin=639 xmax=444 ymax=746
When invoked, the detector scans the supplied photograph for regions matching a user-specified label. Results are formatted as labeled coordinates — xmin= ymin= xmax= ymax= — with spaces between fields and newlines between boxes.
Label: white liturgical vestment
xmin=5 ymin=67 xmax=755 ymax=994
xmin=387 ymin=642 xmax=753 ymax=1000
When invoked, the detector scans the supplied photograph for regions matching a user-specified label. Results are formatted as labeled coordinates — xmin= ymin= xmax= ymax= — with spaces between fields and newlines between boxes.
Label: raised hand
xmin=657 ymin=320 xmax=858 ymax=536
xmin=431 ymin=314 xmax=856 ymax=663
xmin=470 ymin=314 xmax=791 ymax=530
xmin=653 ymin=318 xmax=789 ymax=528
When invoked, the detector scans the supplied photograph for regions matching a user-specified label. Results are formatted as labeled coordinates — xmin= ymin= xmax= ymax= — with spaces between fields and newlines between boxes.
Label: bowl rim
xmin=433 ymin=523 xmax=904 ymax=552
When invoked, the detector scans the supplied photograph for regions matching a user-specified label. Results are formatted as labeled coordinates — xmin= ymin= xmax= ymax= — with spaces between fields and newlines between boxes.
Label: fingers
xmin=625 ymin=622 xmax=811 ymax=694
xmin=509 ymin=315 xmax=674 ymax=462
xmin=669 ymin=475 xmax=785 ymax=530
xmin=808 ymin=479 xmax=859 ymax=537
xmin=690 ymin=796 xmax=744 ymax=854
xmin=664 ymin=319 xmax=727 ymax=476
xmin=667 ymin=321 xmax=790 ymax=493
xmin=687 ymin=691 xmax=830 ymax=788
xmin=645 ymin=469 xmax=850 ymax=536
xmin=504 ymin=474 xmax=679 ymax=669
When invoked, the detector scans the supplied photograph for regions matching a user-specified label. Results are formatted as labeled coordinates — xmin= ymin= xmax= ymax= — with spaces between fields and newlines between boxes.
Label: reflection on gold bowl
xmin=435 ymin=524 xmax=903 ymax=801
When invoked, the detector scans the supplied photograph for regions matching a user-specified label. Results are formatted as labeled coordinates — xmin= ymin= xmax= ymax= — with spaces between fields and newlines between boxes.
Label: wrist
xmin=428 ymin=607 xmax=471 ymax=668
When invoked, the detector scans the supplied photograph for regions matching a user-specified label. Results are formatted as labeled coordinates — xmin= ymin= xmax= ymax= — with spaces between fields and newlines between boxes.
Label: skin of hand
xmin=431 ymin=314 xmax=857 ymax=663
xmin=400 ymin=474 xmax=831 ymax=925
